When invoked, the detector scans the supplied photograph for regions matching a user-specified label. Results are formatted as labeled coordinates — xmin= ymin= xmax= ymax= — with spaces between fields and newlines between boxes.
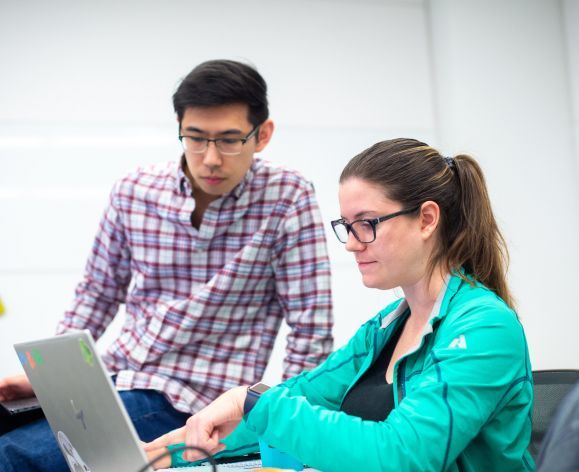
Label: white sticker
xmin=57 ymin=430 xmax=92 ymax=472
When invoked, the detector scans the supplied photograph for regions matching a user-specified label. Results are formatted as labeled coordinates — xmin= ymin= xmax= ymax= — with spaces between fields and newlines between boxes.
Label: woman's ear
xmin=419 ymin=201 xmax=440 ymax=240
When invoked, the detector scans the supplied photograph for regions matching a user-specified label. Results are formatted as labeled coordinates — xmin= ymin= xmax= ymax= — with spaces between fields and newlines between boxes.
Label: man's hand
xmin=144 ymin=386 xmax=247 ymax=467
xmin=0 ymin=374 xmax=33 ymax=402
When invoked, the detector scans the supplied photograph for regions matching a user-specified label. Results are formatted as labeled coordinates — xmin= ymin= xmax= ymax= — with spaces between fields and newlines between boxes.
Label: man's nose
xmin=203 ymin=141 xmax=223 ymax=168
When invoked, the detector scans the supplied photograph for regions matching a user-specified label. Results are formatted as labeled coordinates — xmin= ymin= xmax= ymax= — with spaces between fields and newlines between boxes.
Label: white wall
xmin=427 ymin=0 xmax=579 ymax=370
xmin=565 ymin=0 xmax=579 ymax=164
xmin=1 ymin=0 xmax=577 ymax=383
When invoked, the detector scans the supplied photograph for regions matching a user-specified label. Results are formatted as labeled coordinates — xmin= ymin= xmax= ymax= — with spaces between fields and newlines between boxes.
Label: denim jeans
xmin=0 ymin=389 xmax=191 ymax=472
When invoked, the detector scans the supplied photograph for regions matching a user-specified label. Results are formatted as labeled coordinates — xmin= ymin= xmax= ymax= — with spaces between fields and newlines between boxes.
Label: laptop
xmin=14 ymin=331 xmax=270 ymax=472
xmin=15 ymin=331 xmax=153 ymax=472
xmin=0 ymin=396 xmax=41 ymax=416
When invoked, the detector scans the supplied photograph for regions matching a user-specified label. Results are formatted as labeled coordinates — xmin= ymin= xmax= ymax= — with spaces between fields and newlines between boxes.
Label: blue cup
xmin=258 ymin=438 xmax=303 ymax=471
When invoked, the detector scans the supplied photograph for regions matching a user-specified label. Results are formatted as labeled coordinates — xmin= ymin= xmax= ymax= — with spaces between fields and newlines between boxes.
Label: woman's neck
xmin=402 ymin=266 xmax=447 ymax=323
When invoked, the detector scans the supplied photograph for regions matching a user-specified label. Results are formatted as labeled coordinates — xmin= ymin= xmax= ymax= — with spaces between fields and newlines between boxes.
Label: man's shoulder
xmin=113 ymin=161 xmax=177 ymax=194
xmin=250 ymin=158 xmax=314 ymax=195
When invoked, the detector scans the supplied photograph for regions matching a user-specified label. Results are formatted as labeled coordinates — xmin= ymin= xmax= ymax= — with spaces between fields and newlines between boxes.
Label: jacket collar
xmin=380 ymin=270 xmax=464 ymax=332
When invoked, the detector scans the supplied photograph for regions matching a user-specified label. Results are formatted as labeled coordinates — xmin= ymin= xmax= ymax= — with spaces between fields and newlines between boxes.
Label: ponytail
xmin=442 ymin=155 xmax=514 ymax=309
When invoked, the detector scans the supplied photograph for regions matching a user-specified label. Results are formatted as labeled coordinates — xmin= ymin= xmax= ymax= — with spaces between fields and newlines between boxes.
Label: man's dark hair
xmin=173 ymin=59 xmax=269 ymax=127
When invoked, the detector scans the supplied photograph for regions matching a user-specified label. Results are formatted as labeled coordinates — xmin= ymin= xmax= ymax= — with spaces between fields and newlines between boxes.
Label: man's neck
xmin=190 ymin=191 xmax=218 ymax=229
xmin=183 ymin=164 xmax=220 ymax=229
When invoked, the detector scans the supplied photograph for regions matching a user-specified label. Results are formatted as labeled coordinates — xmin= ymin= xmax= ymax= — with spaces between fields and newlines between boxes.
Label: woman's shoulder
xmin=452 ymin=279 xmax=516 ymax=317
xmin=441 ymin=278 xmax=526 ymax=346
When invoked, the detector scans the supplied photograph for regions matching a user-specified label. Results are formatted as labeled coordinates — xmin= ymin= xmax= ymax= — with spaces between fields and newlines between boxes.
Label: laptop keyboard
xmin=157 ymin=459 xmax=261 ymax=471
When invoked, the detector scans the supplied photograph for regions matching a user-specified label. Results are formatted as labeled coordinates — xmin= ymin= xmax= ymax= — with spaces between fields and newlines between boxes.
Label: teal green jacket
xmin=174 ymin=273 xmax=534 ymax=471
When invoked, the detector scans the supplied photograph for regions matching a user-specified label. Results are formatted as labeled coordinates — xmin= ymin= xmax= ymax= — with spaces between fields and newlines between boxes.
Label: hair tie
xmin=443 ymin=156 xmax=455 ymax=170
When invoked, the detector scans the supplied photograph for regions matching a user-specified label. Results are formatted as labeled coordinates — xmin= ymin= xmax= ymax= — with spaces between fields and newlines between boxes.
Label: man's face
xmin=179 ymin=103 xmax=272 ymax=200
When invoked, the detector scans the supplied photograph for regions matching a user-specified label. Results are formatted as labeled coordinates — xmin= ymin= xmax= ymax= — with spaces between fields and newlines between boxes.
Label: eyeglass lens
xmin=181 ymin=137 xmax=244 ymax=155
xmin=334 ymin=220 xmax=375 ymax=243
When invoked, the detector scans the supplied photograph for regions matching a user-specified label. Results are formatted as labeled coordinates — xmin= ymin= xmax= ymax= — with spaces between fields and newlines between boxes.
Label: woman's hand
xmin=142 ymin=440 xmax=171 ymax=470
xmin=143 ymin=386 xmax=247 ymax=466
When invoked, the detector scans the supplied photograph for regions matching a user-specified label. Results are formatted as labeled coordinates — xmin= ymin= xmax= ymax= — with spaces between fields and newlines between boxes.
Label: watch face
xmin=251 ymin=382 xmax=270 ymax=394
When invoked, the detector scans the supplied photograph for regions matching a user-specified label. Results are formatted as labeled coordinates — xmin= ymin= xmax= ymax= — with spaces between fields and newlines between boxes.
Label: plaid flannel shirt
xmin=57 ymin=157 xmax=333 ymax=413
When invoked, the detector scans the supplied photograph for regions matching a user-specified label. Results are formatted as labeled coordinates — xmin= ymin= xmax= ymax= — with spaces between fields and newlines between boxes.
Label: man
xmin=0 ymin=59 xmax=333 ymax=471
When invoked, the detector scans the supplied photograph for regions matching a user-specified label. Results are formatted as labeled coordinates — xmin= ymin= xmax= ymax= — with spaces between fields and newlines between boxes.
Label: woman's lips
xmin=357 ymin=260 xmax=376 ymax=270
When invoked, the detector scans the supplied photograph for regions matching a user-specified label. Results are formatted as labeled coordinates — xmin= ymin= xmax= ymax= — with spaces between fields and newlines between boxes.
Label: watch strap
xmin=243 ymin=382 xmax=269 ymax=415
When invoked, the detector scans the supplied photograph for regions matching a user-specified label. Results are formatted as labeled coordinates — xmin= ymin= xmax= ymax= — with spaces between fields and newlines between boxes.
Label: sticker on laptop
xmin=17 ymin=350 xmax=43 ymax=369
xmin=78 ymin=338 xmax=94 ymax=367
xmin=58 ymin=430 xmax=92 ymax=472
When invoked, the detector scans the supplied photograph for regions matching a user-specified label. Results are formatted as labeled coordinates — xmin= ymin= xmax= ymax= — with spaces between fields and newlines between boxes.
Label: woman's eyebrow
xmin=340 ymin=211 xmax=376 ymax=221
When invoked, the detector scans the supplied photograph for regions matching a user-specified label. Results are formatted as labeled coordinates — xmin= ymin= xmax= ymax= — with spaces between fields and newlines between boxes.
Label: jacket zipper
xmin=396 ymin=357 xmax=407 ymax=404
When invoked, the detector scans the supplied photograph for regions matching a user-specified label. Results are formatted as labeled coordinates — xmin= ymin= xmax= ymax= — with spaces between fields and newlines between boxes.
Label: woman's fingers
xmin=144 ymin=386 xmax=249 ymax=464
xmin=144 ymin=426 xmax=186 ymax=451
xmin=145 ymin=446 xmax=171 ymax=470
xmin=182 ymin=433 xmax=226 ymax=462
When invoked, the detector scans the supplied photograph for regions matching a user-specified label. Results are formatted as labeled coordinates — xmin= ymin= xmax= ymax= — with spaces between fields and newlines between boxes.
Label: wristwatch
xmin=243 ymin=382 xmax=270 ymax=415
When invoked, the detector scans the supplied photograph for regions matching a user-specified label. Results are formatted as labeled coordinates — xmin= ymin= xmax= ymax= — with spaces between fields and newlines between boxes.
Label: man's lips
xmin=202 ymin=176 xmax=225 ymax=185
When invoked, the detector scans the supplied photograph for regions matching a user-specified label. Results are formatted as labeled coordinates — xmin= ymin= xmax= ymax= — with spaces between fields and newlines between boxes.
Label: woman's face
xmin=338 ymin=177 xmax=434 ymax=291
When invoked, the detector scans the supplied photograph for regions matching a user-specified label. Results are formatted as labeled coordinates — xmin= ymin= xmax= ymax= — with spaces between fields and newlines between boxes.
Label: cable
xmin=137 ymin=445 xmax=217 ymax=472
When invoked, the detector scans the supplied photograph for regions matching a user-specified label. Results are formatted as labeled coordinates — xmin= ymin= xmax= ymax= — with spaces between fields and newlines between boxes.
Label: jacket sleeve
xmin=272 ymin=181 xmax=334 ymax=379
xmin=215 ymin=315 xmax=381 ymax=458
xmin=56 ymin=182 xmax=131 ymax=339
xmin=243 ymin=303 xmax=532 ymax=472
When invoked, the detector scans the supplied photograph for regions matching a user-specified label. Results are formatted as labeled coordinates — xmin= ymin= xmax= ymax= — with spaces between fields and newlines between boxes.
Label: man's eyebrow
xmin=181 ymin=126 xmax=243 ymax=136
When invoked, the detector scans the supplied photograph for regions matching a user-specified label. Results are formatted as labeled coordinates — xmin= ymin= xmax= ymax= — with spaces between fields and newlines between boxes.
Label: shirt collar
xmin=231 ymin=159 xmax=257 ymax=200
xmin=175 ymin=154 xmax=192 ymax=196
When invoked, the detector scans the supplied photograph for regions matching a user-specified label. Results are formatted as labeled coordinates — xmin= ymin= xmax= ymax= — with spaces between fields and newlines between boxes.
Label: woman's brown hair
xmin=340 ymin=138 xmax=514 ymax=309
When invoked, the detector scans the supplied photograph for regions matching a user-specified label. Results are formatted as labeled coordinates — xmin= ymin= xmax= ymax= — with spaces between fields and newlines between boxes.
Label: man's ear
xmin=419 ymin=201 xmax=440 ymax=240
xmin=254 ymin=119 xmax=274 ymax=153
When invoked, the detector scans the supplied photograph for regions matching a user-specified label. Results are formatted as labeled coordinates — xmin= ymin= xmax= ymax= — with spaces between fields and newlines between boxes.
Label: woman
xmin=146 ymin=138 xmax=534 ymax=471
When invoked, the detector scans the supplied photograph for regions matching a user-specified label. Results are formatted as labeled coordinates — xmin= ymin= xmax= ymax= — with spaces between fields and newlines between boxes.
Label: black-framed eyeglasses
xmin=179 ymin=126 xmax=259 ymax=156
xmin=331 ymin=206 xmax=420 ymax=244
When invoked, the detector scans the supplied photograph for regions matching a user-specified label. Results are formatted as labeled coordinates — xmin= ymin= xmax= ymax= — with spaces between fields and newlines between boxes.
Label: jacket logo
xmin=448 ymin=334 xmax=467 ymax=349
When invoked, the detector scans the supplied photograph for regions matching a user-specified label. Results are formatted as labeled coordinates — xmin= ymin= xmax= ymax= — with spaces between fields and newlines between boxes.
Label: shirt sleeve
xmin=56 ymin=182 xmax=132 ymax=339
xmin=243 ymin=305 xmax=532 ymax=472
xmin=271 ymin=181 xmax=334 ymax=379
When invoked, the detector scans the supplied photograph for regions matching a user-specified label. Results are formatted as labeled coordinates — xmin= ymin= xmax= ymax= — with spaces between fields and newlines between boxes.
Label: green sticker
xmin=79 ymin=339 xmax=94 ymax=367
xmin=31 ymin=349 xmax=44 ymax=366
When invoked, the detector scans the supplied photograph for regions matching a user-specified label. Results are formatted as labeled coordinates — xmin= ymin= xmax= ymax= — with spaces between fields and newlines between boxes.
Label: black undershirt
xmin=340 ymin=319 xmax=406 ymax=422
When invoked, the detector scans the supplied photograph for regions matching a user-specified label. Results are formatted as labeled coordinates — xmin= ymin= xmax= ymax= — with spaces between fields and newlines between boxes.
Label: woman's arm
xmin=243 ymin=304 xmax=532 ymax=471
xmin=143 ymin=311 xmax=386 ymax=468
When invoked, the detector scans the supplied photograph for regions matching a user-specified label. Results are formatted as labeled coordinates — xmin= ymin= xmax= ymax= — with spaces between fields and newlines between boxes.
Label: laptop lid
xmin=14 ymin=330 xmax=152 ymax=472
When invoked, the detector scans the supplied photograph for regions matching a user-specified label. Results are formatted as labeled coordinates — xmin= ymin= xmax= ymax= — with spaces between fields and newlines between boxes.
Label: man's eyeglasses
xmin=331 ymin=206 xmax=420 ymax=244
xmin=179 ymin=126 xmax=259 ymax=156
